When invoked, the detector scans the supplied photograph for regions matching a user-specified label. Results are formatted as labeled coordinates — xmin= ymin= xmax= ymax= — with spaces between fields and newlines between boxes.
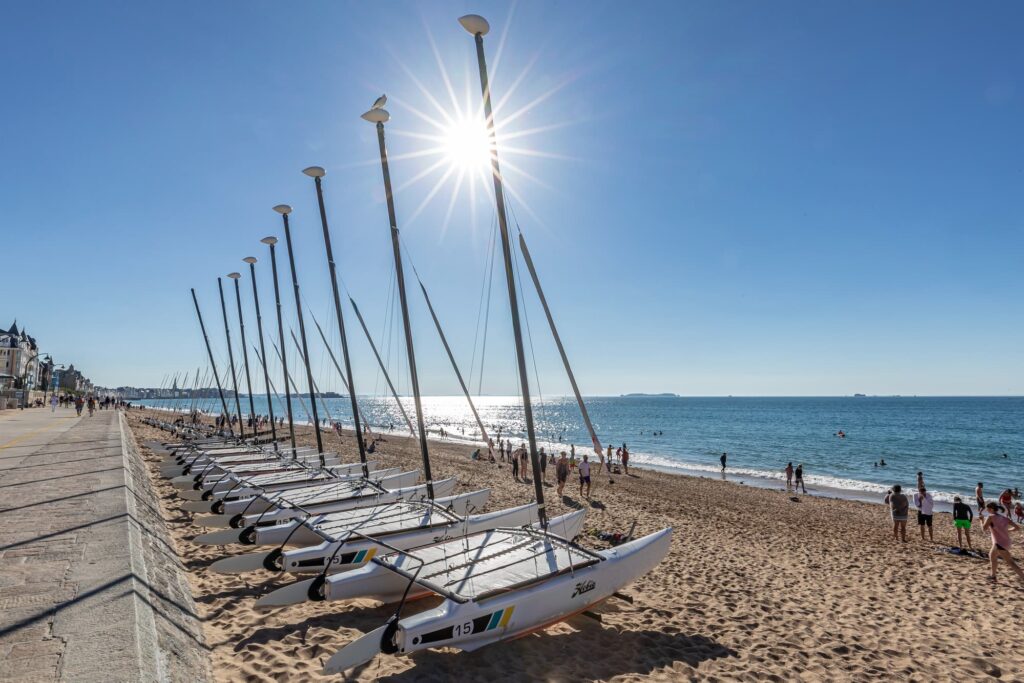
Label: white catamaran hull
xmin=254 ymin=509 xmax=588 ymax=609
xmin=194 ymin=477 xmax=457 ymax=529
xmin=322 ymin=527 xmax=673 ymax=675
xmin=203 ymin=489 xmax=493 ymax=557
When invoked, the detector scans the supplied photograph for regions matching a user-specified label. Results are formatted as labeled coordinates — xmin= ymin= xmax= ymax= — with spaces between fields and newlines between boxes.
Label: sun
xmin=440 ymin=115 xmax=492 ymax=172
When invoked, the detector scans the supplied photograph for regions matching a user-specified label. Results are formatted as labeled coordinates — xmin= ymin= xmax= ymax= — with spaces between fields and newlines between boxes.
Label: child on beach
xmin=785 ymin=462 xmax=794 ymax=491
xmin=981 ymin=502 xmax=1024 ymax=584
xmin=1015 ymin=502 xmax=1024 ymax=525
xmin=887 ymin=485 xmax=909 ymax=543
xmin=952 ymin=496 xmax=974 ymax=550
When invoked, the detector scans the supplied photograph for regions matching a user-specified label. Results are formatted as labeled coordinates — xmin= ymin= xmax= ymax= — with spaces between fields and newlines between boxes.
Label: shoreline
xmin=133 ymin=402 xmax=968 ymax=513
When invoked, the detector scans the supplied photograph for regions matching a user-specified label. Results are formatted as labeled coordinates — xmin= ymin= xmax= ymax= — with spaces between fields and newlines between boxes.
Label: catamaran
xmin=312 ymin=16 xmax=670 ymax=675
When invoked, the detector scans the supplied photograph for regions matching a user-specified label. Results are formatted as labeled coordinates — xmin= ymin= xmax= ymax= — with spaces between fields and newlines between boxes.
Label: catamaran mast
xmin=348 ymin=296 xmax=416 ymax=436
xmin=418 ymin=279 xmax=490 ymax=444
xmin=243 ymin=256 xmax=278 ymax=447
xmin=518 ymin=234 xmax=603 ymax=456
xmin=261 ymin=236 xmax=298 ymax=456
xmin=217 ymin=277 xmax=246 ymax=438
xmin=461 ymin=15 xmax=546 ymax=526
xmin=190 ymin=288 xmax=234 ymax=437
xmin=228 ymin=272 xmax=257 ymax=436
xmin=304 ymin=167 xmax=369 ymax=479
xmin=362 ymin=98 xmax=435 ymax=500
xmin=309 ymin=313 xmax=372 ymax=438
xmin=275 ymin=204 xmax=325 ymax=464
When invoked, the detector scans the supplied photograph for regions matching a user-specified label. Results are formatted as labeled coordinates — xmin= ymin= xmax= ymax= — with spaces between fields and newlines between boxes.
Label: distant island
xmin=620 ymin=393 xmax=679 ymax=398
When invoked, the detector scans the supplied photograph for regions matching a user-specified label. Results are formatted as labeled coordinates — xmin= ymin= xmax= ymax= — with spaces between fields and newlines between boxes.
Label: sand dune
xmin=129 ymin=411 xmax=1024 ymax=681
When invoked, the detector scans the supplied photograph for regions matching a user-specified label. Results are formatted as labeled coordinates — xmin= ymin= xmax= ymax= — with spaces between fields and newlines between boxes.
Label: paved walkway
xmin=0 ymin=407 xmax=210 ymax=682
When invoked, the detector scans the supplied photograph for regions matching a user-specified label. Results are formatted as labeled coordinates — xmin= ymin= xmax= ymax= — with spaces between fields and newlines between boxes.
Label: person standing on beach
xmin=999 ymin=489 xmax=1013 ymax=514
xmin=556 ymin=452 xmax=569 ymax=497
xmin=540 ymin=446 xmax=548 ymax=482
xmin=578 ymin=454 xmax=592 ymax=499
xmin=520 ymin=444 xmax=529 ymax=482
xmin=785 ymin=462 xmax=794 ymax=491
xmin=510 ymin=445 xmax=520 ymax=480
xmin=888 ymin=485 xmax=909 ymax=542
xmin=952 ymin=496 xmax=974 ymax=551
xmin=622 ymin=444 xmax=630 ymax=475
xmin=914 ymin=487 xmax=935 ymax=541
xmin=917 ymin=471 xmax=925 ymax=491
xmin=975 ymin=483 xmax=985 ymax=515
xmin=794 ymin=464 xmax=806 ymax=493
xmin=720 ymin=452 xmax=728 ymax=472
xmin=981 ymin=502 xmax=1024 ymax=584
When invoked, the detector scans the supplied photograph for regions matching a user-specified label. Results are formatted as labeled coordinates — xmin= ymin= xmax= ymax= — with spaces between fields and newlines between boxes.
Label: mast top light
xmin=243 ymin=256 xmax=257 ymax=264
xmin=273 ymin=204 xmax=292 ymax=215
xmin=458 ymin=14 xmax=490 ymax=36
xmin=302 ymin=166 xmax=326 ymax=178
xmin=361 ymin=108 xmax=390 ymax=123
xmin=227 ymin=272 xmax=241 ymax=279
xmin=260 ymin=236 xmax=278 ymax=245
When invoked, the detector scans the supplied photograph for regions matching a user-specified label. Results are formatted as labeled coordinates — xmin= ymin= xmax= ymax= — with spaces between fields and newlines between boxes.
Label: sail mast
xmin=228 ymin=272 xmax=257 ymax=435
xmin=275 ymin=204 xmax=326 ymax=464
xmin=518 ymin=233 xmax=602 ymax=455
xmin=189 ymin=288 xmax=233 ymax=436
xmin=418 ymin=279 xmax=490 ymax=444
xmin=362 ymin=99 xmax=435 ymax=500
xmin=309 ymin=313 xmax=372 ymax=437
xmin=304 ymin=167 xmax=369 ymax=478
xmin=243 ymin=256 xmax=278 ymax=447
xmin=261 ymin=236 xmax=298 ymax=456
xmin=461 ymin=15 xmax=546 ymax=526
xmin=348 ymin=296 xmax=416 ymax=436
xmin=217 ymin=277 xmax=246 ymax=438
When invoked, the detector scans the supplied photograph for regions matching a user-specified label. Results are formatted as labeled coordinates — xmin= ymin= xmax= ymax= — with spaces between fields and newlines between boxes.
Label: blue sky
xmin=2 ymin=1 xmax=1021 ymax=396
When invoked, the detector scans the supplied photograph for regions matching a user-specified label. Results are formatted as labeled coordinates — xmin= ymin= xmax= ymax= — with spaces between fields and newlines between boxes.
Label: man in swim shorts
xmin=952 ymin=496 xmax=974 ymax=550
xmin=914 ymin=487 xmax=934 ymax=541
xmin=578 ymin=454 xmax=592 ymax=499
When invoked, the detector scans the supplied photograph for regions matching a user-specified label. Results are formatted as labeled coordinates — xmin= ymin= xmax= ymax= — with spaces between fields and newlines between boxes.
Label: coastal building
xmin=0 ymin=321 xmax=41 ymax=391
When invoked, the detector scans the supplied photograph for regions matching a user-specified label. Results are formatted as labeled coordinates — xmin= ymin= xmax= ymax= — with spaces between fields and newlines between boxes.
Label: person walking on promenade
xmin=887 ymin=485 xmax=909 ymax=543
xmin=50 ymin=394 xmax=58 ymax=412
xmin=794 ymin=463 xmax=807 ymax=494
xmin=74 ymin=396 xmax=83 ymax=416
xmin=785 ymin=462 xmax=794 ymax=491
xmin=952 ymin=496 xmax=974 ymax=551
xmin=982 ymin=502 xmax=1024 ymax=584
xmin=914 ymin=487 xmax=935 ymax=541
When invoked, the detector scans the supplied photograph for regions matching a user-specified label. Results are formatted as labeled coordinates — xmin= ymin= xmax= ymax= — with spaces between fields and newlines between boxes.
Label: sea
xmin=136 ymin=395 xmax=1023 ymax=505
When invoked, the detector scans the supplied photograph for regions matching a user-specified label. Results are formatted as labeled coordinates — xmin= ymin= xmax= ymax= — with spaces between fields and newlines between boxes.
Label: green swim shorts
xmin=954 ymin=519 xmax=971 ymax=530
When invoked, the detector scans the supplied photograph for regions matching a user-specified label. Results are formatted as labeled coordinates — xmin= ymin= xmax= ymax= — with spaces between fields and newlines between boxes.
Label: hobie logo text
xmin=571 ymin=580 xmax=595 ymax=598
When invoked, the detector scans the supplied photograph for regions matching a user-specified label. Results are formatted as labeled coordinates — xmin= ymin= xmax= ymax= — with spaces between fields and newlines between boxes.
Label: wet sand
xmin=128 ymin=409 xmax=1024 ymax=681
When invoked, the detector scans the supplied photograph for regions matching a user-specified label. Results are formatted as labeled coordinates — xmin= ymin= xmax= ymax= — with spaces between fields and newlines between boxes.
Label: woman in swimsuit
xmin=982 ymin=502 xmax=1024 ymax=584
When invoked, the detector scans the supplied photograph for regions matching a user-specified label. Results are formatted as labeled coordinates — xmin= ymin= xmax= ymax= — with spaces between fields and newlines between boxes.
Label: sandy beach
xmin=128 ymin=410 xmax=1024 ymax=681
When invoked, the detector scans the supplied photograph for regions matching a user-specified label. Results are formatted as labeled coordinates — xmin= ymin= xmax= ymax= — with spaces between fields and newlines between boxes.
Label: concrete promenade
xmin=0 ymin=407 xmax=210 ymax=682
